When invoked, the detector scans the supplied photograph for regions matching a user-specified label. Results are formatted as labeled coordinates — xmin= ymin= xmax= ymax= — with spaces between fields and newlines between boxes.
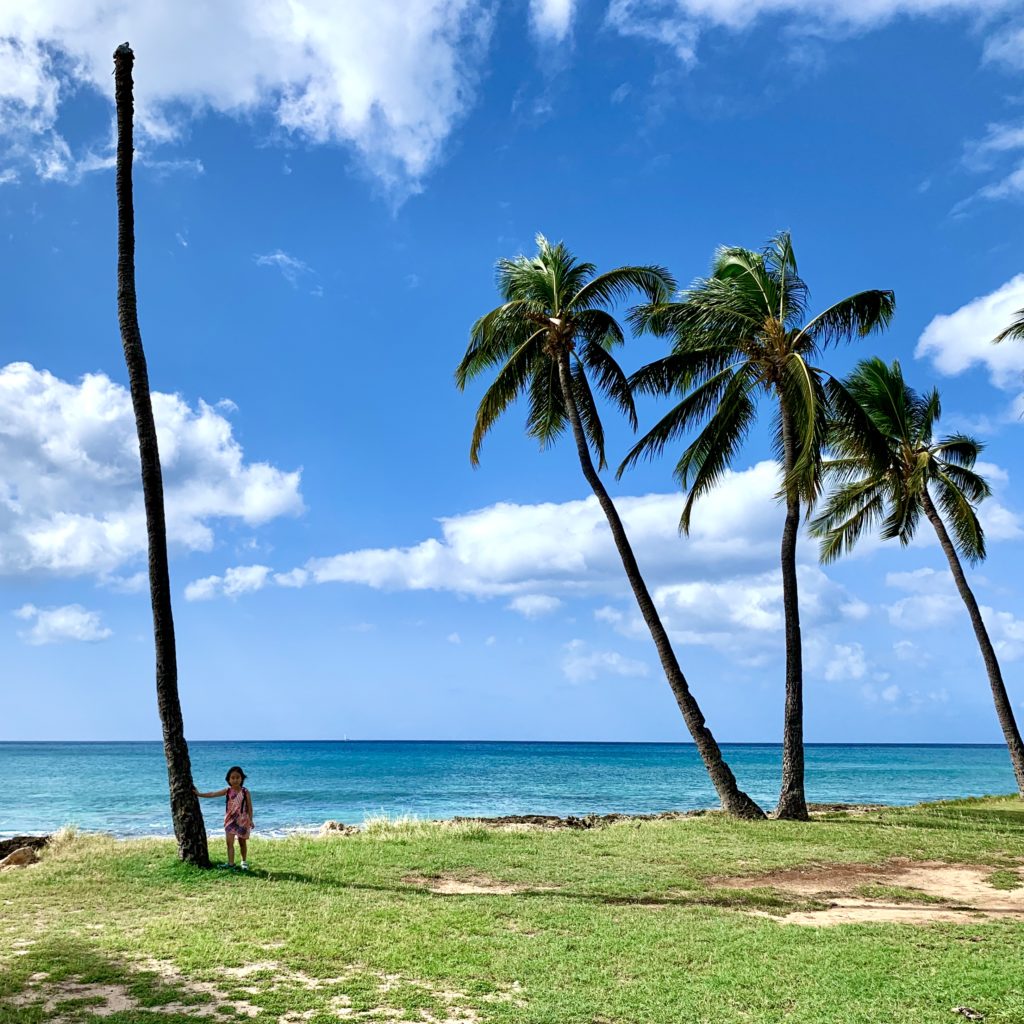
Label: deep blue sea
xmin=0 ymin=741 xmax=1017 ymax=838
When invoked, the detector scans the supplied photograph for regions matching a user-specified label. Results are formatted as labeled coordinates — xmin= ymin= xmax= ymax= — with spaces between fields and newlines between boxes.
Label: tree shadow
xmin=0 ymin=937 xmax=220 ymax=1023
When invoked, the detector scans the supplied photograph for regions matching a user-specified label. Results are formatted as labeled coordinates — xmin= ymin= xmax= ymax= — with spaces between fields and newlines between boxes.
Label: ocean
xmin=0 ymin=740 xmax=1017 ymax=838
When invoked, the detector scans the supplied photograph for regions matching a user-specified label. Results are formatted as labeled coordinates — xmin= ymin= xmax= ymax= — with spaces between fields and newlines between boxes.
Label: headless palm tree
xmin=457 ymin=235 xmax=764 ymax=819
xmin=114 ymin=44 xmax=209 ymax=865
xmin=621 ymin=233 xmax=894 ymax=819
xmin=812 ymin=357 xmax=1024 ymax=797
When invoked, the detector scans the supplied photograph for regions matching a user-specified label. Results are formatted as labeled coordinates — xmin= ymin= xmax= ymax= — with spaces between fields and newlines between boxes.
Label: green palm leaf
xmin=994 ymin=306 xmax=1024 ymax=344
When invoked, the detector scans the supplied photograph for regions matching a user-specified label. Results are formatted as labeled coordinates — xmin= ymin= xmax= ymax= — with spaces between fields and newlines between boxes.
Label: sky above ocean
xmin=1 ymin=2 xmax=1024 ymax=744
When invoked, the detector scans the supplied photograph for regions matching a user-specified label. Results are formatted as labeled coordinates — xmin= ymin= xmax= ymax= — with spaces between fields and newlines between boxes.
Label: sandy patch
xmin=717 ymin=860 xmax=1024 ymax=926
xmin=404 ymin=872 xmax=555 ymax=895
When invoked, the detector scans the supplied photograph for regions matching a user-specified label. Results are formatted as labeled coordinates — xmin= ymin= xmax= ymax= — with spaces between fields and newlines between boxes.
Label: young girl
xmin=195 ymin=766 xmax=254 ymax=870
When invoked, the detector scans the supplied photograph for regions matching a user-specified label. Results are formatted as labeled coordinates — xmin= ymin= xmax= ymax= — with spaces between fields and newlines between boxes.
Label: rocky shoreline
xmin=2 ymin=803 xmax=891 ymax=852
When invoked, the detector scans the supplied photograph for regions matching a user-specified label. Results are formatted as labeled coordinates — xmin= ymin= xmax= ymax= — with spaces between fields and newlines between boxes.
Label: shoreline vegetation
xmin=3 ymin=795 xmax=1024 ymax=1022
xmin=3 ymin=803 xmax=898 ymax=849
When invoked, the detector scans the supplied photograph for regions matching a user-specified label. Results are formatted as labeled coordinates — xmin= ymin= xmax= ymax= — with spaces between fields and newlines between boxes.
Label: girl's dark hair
xmin=225 ymin=766 xmax=247 ymax=783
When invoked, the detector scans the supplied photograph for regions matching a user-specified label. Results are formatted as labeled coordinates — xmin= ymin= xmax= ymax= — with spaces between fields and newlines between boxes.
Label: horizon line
xmin=0 ymin=739 xmax=1011 ymax=748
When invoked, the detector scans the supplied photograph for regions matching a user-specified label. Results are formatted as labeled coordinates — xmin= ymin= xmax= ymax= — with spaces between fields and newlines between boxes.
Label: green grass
xmin=986 ymin=869 xmax=1023 ymax=891
xmin=2 ymin=798 xmax=1024 ymax=1023
xmin=853 ymin=883 xmax=946 ymax=904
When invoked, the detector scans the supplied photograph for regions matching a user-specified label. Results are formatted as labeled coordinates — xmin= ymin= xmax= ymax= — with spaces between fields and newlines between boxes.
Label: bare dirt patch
xmin=404 ymin=872 xmax=556 ymax=895
xmin=716 ymin=859 xmax=1024 ymax=926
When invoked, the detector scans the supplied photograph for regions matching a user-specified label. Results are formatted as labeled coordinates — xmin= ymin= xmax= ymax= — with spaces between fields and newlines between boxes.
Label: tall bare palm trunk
xmin=114 ymin=43 xmax=210 ymax=866
xmin=556 ymin=351 xmax=764 ymax=819
xmin=776 ymin=406 xmax=809 ymax=820
xmin=922 ymin=488 xmax=1024 ymax=797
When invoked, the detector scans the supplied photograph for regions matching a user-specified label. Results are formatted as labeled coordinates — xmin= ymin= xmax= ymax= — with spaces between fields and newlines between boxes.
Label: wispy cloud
xmin=185 ymin=565 xmax=273 ymax=601
xmin=15 ymin=603 xmax=112 ymax=645
xmin=254 ymin=250 xmax=315 ymax=287
xmin=561 ymin=638 xmax=648 ymax=683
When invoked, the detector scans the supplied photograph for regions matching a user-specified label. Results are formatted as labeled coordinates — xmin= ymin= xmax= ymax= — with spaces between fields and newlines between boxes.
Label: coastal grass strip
xmin=1 ymin=797 xmax=1023 ymax=1023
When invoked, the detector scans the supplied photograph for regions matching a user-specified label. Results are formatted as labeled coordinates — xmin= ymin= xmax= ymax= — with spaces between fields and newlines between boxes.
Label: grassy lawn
xmin=3 ymin=797 xmax=1024 ymax=1023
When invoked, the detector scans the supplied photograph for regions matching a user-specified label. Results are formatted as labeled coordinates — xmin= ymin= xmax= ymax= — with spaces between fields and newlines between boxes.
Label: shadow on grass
xmin=246 ymin=867 xmax=804 ymax=915
xmin=0 ymin=937 xmax=215 ymax=1023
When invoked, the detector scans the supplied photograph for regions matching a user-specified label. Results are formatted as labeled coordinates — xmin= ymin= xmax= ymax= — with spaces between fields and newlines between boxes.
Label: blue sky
xmin=3 ymin=0 xmax=1024 ymax=743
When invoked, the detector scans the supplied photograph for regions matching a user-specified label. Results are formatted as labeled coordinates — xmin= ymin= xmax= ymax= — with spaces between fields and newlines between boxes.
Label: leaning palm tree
xmin=620 ymin=233 xmax=894 ymax=819
xmin=456 ymin=235 xmax=764 ymax=819
xmin=114 ymin=44 xmax=209 ymax=866
xmin=811 ymin=357 xmax=1024 ymax=797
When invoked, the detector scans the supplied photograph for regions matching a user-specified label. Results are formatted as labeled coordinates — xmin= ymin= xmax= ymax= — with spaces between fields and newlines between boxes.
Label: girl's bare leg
xmin=226 ymin=834 xmax=236 ymax=865
xmin=239 ymin=838 xmax=248 ymax=861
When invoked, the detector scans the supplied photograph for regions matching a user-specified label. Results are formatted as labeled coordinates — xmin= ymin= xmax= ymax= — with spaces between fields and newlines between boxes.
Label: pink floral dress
xmin=224 ymin=786 xmax=252 ymax=839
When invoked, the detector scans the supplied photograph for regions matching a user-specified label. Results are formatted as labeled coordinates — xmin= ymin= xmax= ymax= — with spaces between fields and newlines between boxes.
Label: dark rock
xmin=0 ymin=835 xmax=48 ymax=861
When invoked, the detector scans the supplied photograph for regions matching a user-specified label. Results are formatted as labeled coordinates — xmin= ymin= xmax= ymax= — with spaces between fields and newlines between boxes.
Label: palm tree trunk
xmin=775 ymin=404 xmax=809 ymax=820
xmin=114 ymin=44 xmax=210 ymax=866
xmin=922 ymin=487 xmax=1024 ymax=797
xmin=555 ymin=351 xmax=764 ymax=819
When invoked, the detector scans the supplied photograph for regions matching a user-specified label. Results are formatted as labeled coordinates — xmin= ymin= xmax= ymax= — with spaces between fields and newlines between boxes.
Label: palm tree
xmin=994 ymin=307 xmax=1024 ymax=343
xmin=114 ymin=44 xmax=209 ymax=866
xmin=456 ymin=235 xmax=765 ymax=819
xmin=620 ymin=233 xmax=894 ymax=819
xmin=811 ymin=357 xmax=1024 ymax=797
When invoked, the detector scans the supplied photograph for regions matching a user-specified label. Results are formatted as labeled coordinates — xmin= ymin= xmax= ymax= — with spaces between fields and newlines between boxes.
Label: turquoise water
xmin=0 ymin=741 xmax=1017 ymax=838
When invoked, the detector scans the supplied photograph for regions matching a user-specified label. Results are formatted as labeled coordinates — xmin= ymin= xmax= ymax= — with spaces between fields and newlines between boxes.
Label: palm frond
xmin=778 ymin=353 xmax=829 ymax=500
xmin=764 ymin=230 xmax=809 ymax=326
xmin=823 ymin=374 xmax=893 ymax=474
xmin=937 ymin=461 xmax=991 ymax=504
xmin=579 ymin=338 xmax=637 ymax=431
xmin=675 ymin=370 xmax=758 ymax=532
xmin=467 ymin=332 xmax=545 ymax=465
xmin=932 ymin=432 xmax=982 ymax=468
xmin=994 ymin=306 xmax=1024 ymax=344
xmin=574 ymin=308 xmax=625 ymax=351
xmin=809 ymin=481 xmax=887 ymax=564
xmin=569 ymin=356 xmax=609 ymax=468
xmin=879 ymin=484 xmax=922 ymax=548
xmin=628 ymin=346 xmax=738 ymax=398
xmin=525 ymin=351 xmax=566 ymax=452
xmin=572 ymin=266 xmax=675 ymax=311
xmin=618 ymin=366 xmax=740 ymax=478
xmin=457 ymin=302 xmax=539 ymax=388
xmin=795 ymin=289 xmax=895 ymax=351
xmin=933 ymin=474 xmax=987 ymax=564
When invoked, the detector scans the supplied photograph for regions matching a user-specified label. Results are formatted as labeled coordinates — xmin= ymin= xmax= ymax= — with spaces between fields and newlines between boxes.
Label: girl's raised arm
xmin=194 ymin=787 xmax=228 ymax=799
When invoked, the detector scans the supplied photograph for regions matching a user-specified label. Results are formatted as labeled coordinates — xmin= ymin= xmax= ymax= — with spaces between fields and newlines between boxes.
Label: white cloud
xmin=184 ymin=565 xmax=272 ymax=601
xmin=607 ymin=0 xmax=1013 ymax=65
xmin=984 ymin=25 xmax=1024 ymax=71
xmin=893 ymin=639 xmax=928 ymax=664
xmin=274 ymin=568 xmax=310 ymax=588
xmin=15 ymin=602 xmax=111 ymax=645
xmin=530 ymin=0 xmax=577 ymax=41
xmin=0 ymin=1 xmax=496 ymax=192
xmin=284 ymin=461 xmax=785 ymax=597
xmin=254 ymin=250 xmax=313 ymax=286
xmin=983 ymin=605 xmax=1024 ymax=662
xmin=886 ymin=567 xmax=949 ymax=593
xmin=840 ymin=599 xmax=871 ymax=620
xmin=916 ymin=275 xmax=1024 ymax=389
xmin=824 ymin=642 xmax=867 ymax=682
xmin=0 ymin=362 xmax=302 ymax=579
xmin=447 ymin=631 xmax=462 ymax=644
xmin=507 ymin=594 xmax=563 ymax=618
xmin=885 ymin=567 xmax=962 ymax=630
xmin=561 ymin=638 xmax=649 ymax=683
